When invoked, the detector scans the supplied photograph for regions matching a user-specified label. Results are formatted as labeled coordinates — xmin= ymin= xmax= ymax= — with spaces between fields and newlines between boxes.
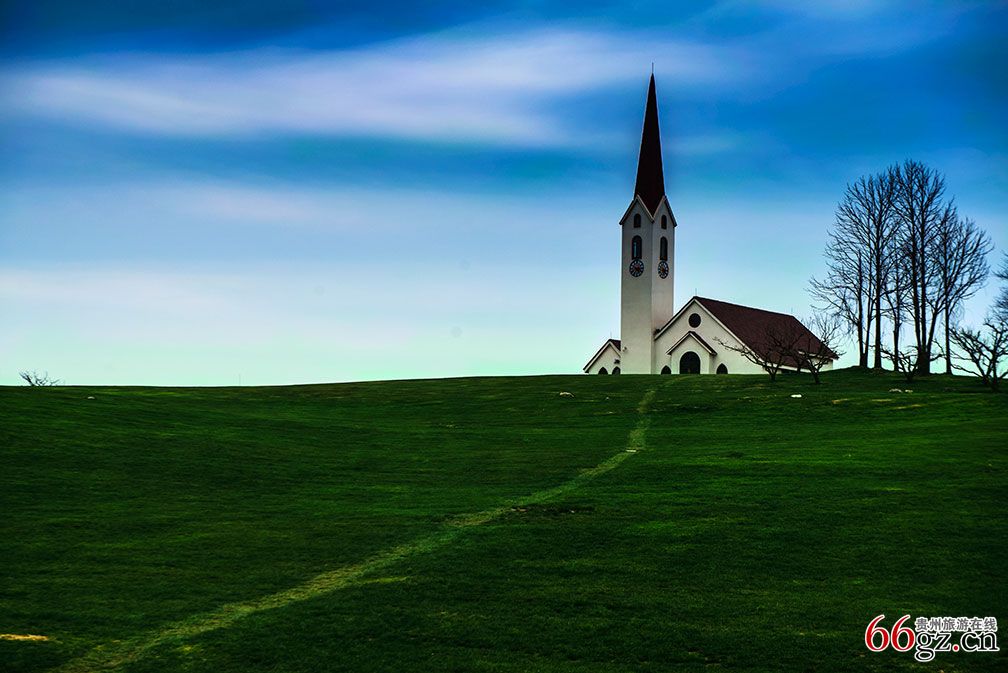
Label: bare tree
xmin=19 ymin=370 xmax=62 ymax=386
xmin=892 ymin=160 xmax=949 ymax=375
xmin=811 ymin=224 xmax=865 ymax=368
xmin=811 ymin=170 xmax=898 ymax=369
xmin=880 ymin=344 xmax=920 ymax=383
xmin=933 ymin=213 xmax=992 ymax=374
xmin=716 ymin=325 xmax=800 ymax=382
xmin=881 ymin=249 xmax=910 ymax=370
xmin=792 ymin=313 xmax=845 ymax=384
xmin=810 ymin=243 xmax=872 ymax=368
xmin=949 ymin=317 xmax=1008 ymax=391
xmin=715 ymin=318 xmax=836 ymax=383
xmin=813 ymin=161 xmax=992 ymax=376
xmin=842 ymin=169 xmax=899 ymax=368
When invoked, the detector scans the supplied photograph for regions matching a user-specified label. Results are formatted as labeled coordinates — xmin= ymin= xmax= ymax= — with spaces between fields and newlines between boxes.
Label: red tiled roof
xmin=695 ymin=297 xmax=839 ymax=364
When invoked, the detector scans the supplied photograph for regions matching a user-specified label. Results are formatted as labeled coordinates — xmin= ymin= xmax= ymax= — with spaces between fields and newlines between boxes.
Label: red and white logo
xmin=865 ymin=614 xmax=999 ymax=662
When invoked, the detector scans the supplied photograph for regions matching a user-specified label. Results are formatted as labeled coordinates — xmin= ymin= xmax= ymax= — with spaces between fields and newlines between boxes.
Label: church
xmin=584 ymin=74 xmax=838 ymax=376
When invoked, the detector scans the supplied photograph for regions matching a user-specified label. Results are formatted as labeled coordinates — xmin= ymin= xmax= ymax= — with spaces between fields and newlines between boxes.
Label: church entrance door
xmin=679 ymin=351 xmax=701 ymax=374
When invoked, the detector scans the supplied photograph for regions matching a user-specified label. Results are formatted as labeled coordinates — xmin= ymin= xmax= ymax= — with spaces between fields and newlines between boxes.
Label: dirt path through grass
xmin=52 ymin=388 xmax=657 ymax=672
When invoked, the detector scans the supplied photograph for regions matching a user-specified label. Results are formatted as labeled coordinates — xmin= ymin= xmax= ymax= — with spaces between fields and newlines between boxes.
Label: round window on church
xmin=688 ymin=313 xmax=702 ymax=328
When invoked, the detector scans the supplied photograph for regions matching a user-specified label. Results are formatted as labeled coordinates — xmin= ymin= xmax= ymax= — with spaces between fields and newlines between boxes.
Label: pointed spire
xmin=633 ymin=73 xmax=666 ymax=215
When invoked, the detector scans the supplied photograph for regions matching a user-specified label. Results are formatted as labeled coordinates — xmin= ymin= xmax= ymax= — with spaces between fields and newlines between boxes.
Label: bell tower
xmin=619 ymin=73 xmax=676 ymax=374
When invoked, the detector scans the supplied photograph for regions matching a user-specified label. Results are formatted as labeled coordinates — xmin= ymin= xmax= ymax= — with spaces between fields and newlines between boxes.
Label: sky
xmin=2 ymin=0 xmax=1007 ymax=385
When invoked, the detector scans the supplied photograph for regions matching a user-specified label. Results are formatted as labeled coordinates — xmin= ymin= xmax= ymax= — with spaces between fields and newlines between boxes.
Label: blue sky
xmin=2 ymin=0 xmax=1006 ymax=384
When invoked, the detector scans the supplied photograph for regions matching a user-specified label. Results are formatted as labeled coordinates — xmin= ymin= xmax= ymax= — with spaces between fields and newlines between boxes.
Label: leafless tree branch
xmin=19 ymin=370 xmax=62 ymax=386
xmin=949 ymin=317 xmax=1008 ymax=392
xmin=792 ymin=313 xmax=845 ymax=384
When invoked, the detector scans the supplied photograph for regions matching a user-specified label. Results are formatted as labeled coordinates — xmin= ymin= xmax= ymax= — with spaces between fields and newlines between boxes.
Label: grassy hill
xmin=1 ymin=369 xmax=1005 ymax=672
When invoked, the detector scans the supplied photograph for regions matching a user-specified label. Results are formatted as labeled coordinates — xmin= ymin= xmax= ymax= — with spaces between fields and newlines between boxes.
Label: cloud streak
xmin=4 ymin=29 xmax=745 ymax=145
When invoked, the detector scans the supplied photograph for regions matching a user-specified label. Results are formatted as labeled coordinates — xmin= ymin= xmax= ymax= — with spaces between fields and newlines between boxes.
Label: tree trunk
xmin=855 ymin=323 xmax=866 ymax=368
xmin=873 ymin=284 xmax=883 ymax=369
xmin=916 ymin=225 xmax=931 ymax=375
xmin=857 ymin=290 xmax=868 ymax=367
xmin=915 ymin=300 xmax=932 ymax=375
xmin=891 ymin=327 xmax=900 ymax=369
xmin=919 ymin=301 xmax=942 ymax=376
xmin=944 ymin=306 xmax=952 ymax=375
xmin=909 ymin=244 xmax=923 ymax=373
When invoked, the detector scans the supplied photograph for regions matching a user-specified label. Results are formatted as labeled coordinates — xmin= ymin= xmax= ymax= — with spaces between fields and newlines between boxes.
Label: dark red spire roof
xmin=633 ymin=73 xmax=666 ymax=215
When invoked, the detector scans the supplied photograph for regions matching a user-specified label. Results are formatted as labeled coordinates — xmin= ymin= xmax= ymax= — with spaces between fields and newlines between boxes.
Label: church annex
xmin=584 ymin=74 xmax=838 ymax=376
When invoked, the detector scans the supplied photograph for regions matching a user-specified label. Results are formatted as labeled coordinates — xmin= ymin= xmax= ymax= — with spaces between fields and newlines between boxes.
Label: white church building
xmin=584 ymin=74 xmax=838 ymax=376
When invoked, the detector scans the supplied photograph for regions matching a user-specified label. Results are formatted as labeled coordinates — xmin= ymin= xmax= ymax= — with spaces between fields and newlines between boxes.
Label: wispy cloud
xmin=3 ymin=6 xmax=963 ymax=148
xmin=3 ymin=29 xmax=746 ymax=145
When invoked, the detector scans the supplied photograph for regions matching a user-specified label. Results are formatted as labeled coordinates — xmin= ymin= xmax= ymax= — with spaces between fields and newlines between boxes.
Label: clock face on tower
xmin=657 ymin=260 xmax=669 ymax=278
xmin=629 ymin=259 xmax=644 ymax=277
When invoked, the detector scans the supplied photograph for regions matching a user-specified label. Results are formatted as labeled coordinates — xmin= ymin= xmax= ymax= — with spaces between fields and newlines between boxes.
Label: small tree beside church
xmin=716 ymin=334 xmax=787 ymax=381
xmin=793 ymin=314 xmax=845 ymax=384
xmin=715 ymin=322 xmax=804 ymax=383
xmin=717 ymin=314 xmax=842 ymax=384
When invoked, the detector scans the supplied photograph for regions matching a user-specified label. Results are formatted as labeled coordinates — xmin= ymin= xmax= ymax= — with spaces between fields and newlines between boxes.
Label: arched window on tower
xmin=633 ymin=213 xmax=641 ymax=228
xmin=660 ymin=237 xmax=668 ymax=261
xmin=661 ymin=215 xmax=667 ymax=229
xmin=631 ymin=235 xmax=642 ymax=260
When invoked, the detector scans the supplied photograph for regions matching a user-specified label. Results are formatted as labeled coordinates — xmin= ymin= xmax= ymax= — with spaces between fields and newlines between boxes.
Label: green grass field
xmin=1 ymin=369 xmax=1005 ymax=672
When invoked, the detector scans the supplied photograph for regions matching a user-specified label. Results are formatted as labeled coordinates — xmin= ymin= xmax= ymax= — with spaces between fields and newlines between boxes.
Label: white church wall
xmin=710 ymin=348 xmax=765 ymax=375
xmin=649 ymin=199 xmax=676 ymax=335
xmin=585 ymin=343 xmax=621 ymax=375
xmin=619 ymin=199 xmax=656 ymax=374
xmin=666 ymin=336 xmax=712 ymax=375
xmin=653 ymin=299 xmax=765 ymax=375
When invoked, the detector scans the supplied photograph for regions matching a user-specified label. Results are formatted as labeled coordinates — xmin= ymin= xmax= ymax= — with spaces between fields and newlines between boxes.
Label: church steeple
xmin=633 ymin=73 xmax=666 ymax=215
xmin=585 ymin=71 xmax=676 ymax=376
